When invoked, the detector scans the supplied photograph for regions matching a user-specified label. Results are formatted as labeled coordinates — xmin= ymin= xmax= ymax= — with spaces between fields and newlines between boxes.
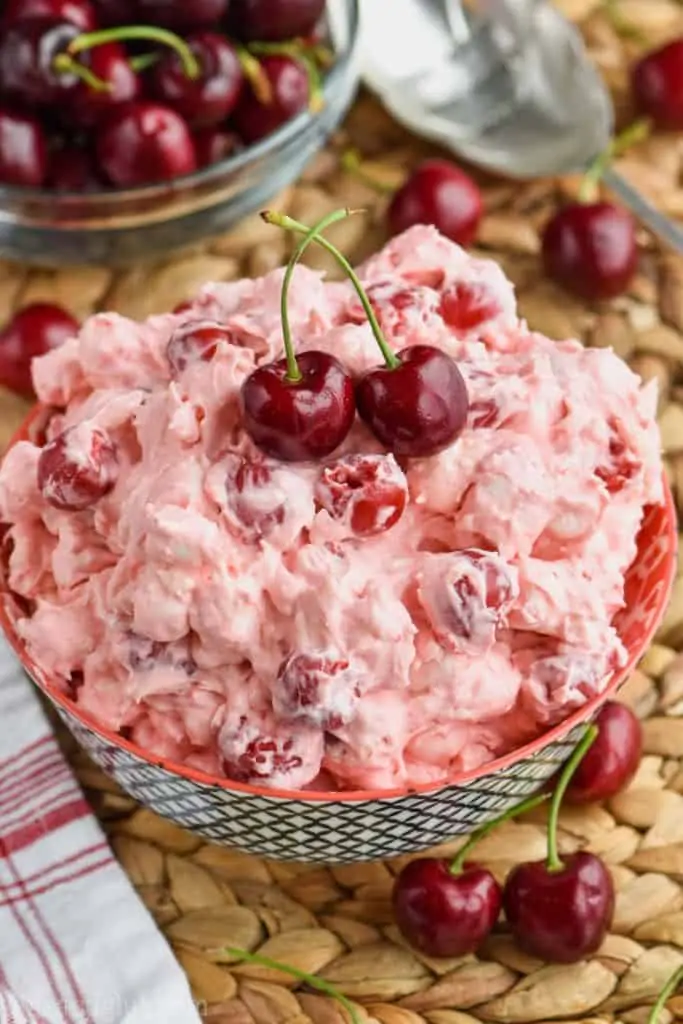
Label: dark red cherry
xmin=136 ymin=0 xmax=230 ymax=30
xmin=92 ymin=0 xmax=135 ymax=23
xmin=565 ymin=701 xmax=642 ymax=804
xmin=3 ymin=0 xmax=97 ymax=30
xmin=241 ymin=351 xmax=355 ymax=461
xmin=229 ymin=0 xmax=325 ymax=42
xmin=0 ymin=108 xmax=48 ymax=187
xmin=193 ymin=126 xmax=241 ymax=167
xmin=387 ymin=160 xmax=483 ymax=247
xmin=96 ymin=101 xmax=197 ymax=187
xmin=542 ymin=201 xmax=637 ymax=300
xmin=38 ymin=423 xmax=119 ymax=510
xmin=0 ymin=303 xmax=79 ymax=397
xmin=356 ymin=345 xmax=469 ymax=458
xmin=632 ymin=38 xmax=683 ymax=131
xmin=232 ymin=55 xmax=310 ymax=144
xmin=503 ymin=852 xmax=614 ymax=963
xmin=151 ymin=32 xmax=243 ymax=129
xmin=166 ymin=320 xmax=233 ymax=376
xmin=67 ymin=42 xmax=140 ymax=128
xmin=314 ymin=453 xmax=408 ymax=536
xmin=0 ymin=18 xmax=80 ymax=108
xmin=439 ymin=281 xmax=500 ymax=331
xmin=48 ymin=145 xmax=103 ymax=190
xmin=393 ymin=858 xmax=502 ymax=958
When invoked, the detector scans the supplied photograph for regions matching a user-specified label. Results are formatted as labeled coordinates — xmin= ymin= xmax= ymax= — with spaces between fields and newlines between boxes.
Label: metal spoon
xmin=359 ymin=0 xmax=683 ymax=253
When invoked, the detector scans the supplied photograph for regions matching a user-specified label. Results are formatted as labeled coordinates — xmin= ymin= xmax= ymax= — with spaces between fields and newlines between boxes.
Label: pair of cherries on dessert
xmin=241 ymin=208 xmax=470 ymax=462
xmin=394 ymin=700 xmax=641 ymax=964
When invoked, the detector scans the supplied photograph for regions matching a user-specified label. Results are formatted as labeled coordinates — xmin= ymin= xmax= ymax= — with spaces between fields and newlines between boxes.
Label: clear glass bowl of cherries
xmin=0 ymin=0 xmax=360 ymax=266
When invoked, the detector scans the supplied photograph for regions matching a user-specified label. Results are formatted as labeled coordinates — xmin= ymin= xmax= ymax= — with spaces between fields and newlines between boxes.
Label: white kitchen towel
xmin=0 ymin=638 xmax=202 ymax=1024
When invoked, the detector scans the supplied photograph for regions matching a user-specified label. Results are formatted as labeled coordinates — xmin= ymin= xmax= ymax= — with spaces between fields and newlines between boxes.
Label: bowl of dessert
xmin=0 ymin=213 xmax=675 ymax=864
xmin=0 ymin=0 xmax=360 ymax=265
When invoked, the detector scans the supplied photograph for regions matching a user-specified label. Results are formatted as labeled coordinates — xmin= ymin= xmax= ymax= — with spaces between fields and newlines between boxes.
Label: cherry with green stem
xmin=542 ymin=120 xmax=648 ymax=301
xmin=223 ymin=947 xmax=362 ymax=1024
xmin=648 ymin=964 xmax=683 ymax=1024
xmin=393 ymin=791 xmax=549 ymax=958
xmin=262 ymin=210 xmax=470 ymax=458
xmin=241 ymin=209 xmax=357 ymax=462
xmin=503 ymin=724 xmax=616 ymax=963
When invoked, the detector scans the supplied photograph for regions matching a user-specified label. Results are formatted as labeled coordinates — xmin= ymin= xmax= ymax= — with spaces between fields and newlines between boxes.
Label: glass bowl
xmin=0 ymin=0 xmax=360 ymax=267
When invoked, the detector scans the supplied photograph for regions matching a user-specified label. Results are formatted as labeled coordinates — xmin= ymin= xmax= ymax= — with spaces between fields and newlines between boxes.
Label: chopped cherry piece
xmin=229 ymin=0 xmax=326 ymax=41
xmin=565 ymin=701 xmax=642 ymax=804
xmin=420 ymin=548 xmax=518 ymax=653
xmin=393 ymin=858 xmax=502 ymax=958
xmin=315 ymin=453 xmax=408 ymax=537
xmin=542 ymin=202 xmax=637 ymax=301
xmin=273 ymin=651 xmax=360 ymax=729
xmin=232 ymin=55 xmax=310 ymax=144
xmin=221 ymin=720 xmax=307 ymax=784
xmin=468 ymin=399 xmax=500 ymax=429
xmin=388 ymin=160 xmax=483 ymax=247
xmin=0 ymin=303 xmax=79 ymax=397
xmin=356 ymin=345 xmax=469 ymax=458
xmin=241 ymin=350 xmax=356 ymax=462
xmin=96 ymin=101 xmax=198 ymax=188
xmin=224 ymin=454 xmax=286 ymax=540
xmin=37 ymin=423 xmax=119 ymax=511
xmin=151 ymin=32 xmax=243 ymax=130
xmin=344 ymin=282 xmax=432 ymax=330
xmin=595 ymin=420 xmax=640 ymax=493
xmin=3 ymin=0 xmax=97 ymax=31
xmin=0 ymin=108 xmax=48 ymax=187
xmin=632 ymin=38 xmax=683 ymax=131
xmin=193 ymin=127 xmax=241 ymax=167
xmin=440 ymin=282 xmax=499 ymax=331
xmin=128 ymin=633 xmax=196 ymax=675
xmin=166 ymin=320 xmax=231 ymax=376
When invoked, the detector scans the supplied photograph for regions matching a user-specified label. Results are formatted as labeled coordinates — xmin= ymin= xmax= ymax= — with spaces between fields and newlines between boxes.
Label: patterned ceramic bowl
xmin=0 ymin=406 xmax=677 ymax=864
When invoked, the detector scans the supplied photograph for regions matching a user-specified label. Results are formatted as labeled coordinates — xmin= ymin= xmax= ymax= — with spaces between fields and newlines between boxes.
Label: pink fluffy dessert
xmin=0 ymin=226 xmax=663 ymax=792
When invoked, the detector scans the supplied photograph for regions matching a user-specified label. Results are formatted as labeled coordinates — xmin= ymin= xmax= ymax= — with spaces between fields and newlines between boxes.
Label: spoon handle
xmin=602 ymin=168 xmax=683 ymax=255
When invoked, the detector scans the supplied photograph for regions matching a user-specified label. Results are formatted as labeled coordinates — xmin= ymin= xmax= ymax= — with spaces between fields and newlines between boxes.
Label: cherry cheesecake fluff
xmin=0 ymin=225 xmax=662 ymax=792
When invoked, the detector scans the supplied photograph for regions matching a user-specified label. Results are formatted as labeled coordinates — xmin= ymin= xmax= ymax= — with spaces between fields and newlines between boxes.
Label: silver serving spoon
xmin=359 ymin=0 xmax=683 ymax=253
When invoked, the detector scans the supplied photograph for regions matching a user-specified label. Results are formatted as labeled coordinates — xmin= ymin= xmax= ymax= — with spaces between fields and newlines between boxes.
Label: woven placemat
xmin=3 ymin=2 xmax=683 ymax=1020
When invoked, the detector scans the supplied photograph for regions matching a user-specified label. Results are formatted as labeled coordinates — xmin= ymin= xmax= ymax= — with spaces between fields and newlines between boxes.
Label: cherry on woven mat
xmin=503 ymin=726 xmax=615 ymax=963
xmin=392 ymin=792 xmax=547 ymax=958
xmin=387 ymin=159 xmax=483 ymax=248
xmin=0 ymin=303 xmax=79 ymax=397
xmin=565 ymin=701 xmax=642 ymax=804
xmin=542 ymin=201 xmax=637 ymax=301
xmin=632 ymin=38 xmax=683 ymax=131
xmin=38 ymin=424 xmax=119 ymax=510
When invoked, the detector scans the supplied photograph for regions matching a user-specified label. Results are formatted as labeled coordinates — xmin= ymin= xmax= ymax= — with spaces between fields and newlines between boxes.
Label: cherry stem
xmin=128 ymin=51 xmax=161 ymax=72
xmin=341 ymin=148 xmax=396 ymax=196
xmin=248 ymin=41 xmax=323 ymax=111
xmin=579 ymin=117 xmax=651 ymax=203
xmin=449 ymin=792 xmax=550 ymax=876
xmin=223 ymin=947 xmax=363 ymax=1024
xmin=236 ymin=45 xmax=273 ymax=105
xmin=262 ymin=209 xmax=401 ymax=370
xmin=546 ymin=724 xmax=598 ymax=872
xmin=67 ymin=25 xmax=201 ymax=80
xmin=649 ymin=965 xmax=683 ymax=1024
xmin=52 ymin=52 xmax=111 ymax=91
xmin=278 ymin=208 xmax=358 ymax=383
